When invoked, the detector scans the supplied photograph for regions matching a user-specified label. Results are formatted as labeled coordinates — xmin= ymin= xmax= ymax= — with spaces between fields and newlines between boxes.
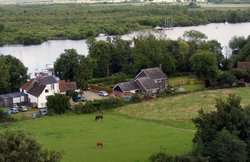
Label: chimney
xmin=159 ymin=64 xmax=162 ymax=70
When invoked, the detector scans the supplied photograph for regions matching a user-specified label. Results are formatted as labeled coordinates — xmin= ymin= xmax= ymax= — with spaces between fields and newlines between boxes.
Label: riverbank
xmin=0 ymin=4 xmax=250 ymax=45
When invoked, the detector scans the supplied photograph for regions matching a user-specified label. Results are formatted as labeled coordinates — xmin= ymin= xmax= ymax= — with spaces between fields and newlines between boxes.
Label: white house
xmin=20 ymin=76 xmax=60 ymax=108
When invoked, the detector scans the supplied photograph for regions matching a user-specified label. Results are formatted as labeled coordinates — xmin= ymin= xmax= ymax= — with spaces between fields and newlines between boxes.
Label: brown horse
xmin=96 ymin=141 xmax=103 ymax=148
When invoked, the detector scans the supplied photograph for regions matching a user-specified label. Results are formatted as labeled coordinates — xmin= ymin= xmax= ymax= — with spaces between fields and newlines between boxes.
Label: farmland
xmin=0 ymin=112 xmax=193 ymax=162
xmin=1 ymin=87 xmax=250 ymax=161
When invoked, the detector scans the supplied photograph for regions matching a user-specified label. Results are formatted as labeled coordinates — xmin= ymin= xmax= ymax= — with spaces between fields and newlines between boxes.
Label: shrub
xmin=0 ymin=109 xmax=15 ymax=123
xmin=130 ymin=93 xmax=143 ymax=103
xmin=0 ymin=130 xmax=62 ymax=162
xmin=47 ymin=94 xmax=70 ymax=114
xmin=73 ymin=97 xmax=125 ymax=114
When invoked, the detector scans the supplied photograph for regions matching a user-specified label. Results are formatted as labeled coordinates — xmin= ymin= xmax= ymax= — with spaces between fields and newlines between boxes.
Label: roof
xmin=59 ymin=80 xmax=68 ymax=92
xmin=66 ymin=82 xmax=77 ymax=91
xmin=114 ymin=80 xmax=140 ymax=92
xmin=27 ymin=83 xmax=46 ymax=97
xmin=38 ymin=76 xmax=58 ymax=85
xmin=238 ymin=61 xmax=250 ymax=69
xmin=136 ymin=77 xmax=159 ymax=91
xmin=0 ymin=92 xmax=28 ymax=99
xmin=137 ymin=67 xmax=166 ymax=80
xmin=59 ymin=80 xmax=77 ymax=92
xmin=20 ymin=79 xmax=35 ymax=90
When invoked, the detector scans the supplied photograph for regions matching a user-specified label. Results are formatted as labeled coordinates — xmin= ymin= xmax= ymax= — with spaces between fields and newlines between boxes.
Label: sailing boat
xmin=155 ymin=18 xmax=174 ymax=30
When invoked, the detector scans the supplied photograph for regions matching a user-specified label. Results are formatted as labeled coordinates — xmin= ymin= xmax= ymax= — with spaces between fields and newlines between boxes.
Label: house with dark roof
xmin=237 ymin=61 xmax=250 ymax=69
xmin=113 ymin=67 xmax=167 ymax=96
xmin=0 ymin=92 xmax=28 ymax=107
xmin=20 ymin=76 xmax=60 ymax=108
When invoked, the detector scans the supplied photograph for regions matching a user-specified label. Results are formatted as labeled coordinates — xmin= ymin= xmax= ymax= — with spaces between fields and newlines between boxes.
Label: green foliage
xmin=231 ymin=68 xmax=250 ymax=82
xmin=0 ymin=109 xmax=15 ymax=123
xmin=1 ymin=4 xmax=250 ymax=45
xmin=183 ymin=30 xmax=207 ymax=43
xmin=54 ymin=49 xmax=93 ymax=90
xmin=47 ymin=94 xmax=70 ymax=114
xmin=0 ymin=55 xmax=28 ymax=94
xmin=190 ymin=50 xmax=219 ymax=81
xmin=88 ymin=72 xmax=128 ymax=85
xmin=65 ymin=90 xmax=78 ymax=101
xmin=207 ymin=129 xmax=247 ymax=162
xmin=0 ymin=130 xmax=62 ymax=162
xmin=217 ymin=71 xmax=237 ymax=86
xmin=193 ymin=94 xmax=250 ymax=160
xmin=130 ymin=93 xmax=143 ymax=103
xmin=74 ymin=97 xmax=124 ymax=114
xmin=0 ymin=23 xmax=4 ymax=32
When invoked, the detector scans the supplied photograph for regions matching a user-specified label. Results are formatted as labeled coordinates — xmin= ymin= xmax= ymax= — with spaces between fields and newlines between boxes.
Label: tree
xmin=229 ymin=36 xmax=247 ymax=51
xmin=193 ymin=94 xmax=250 ymax=160
xmin=0 ymin=57 xmax=10 ymax=94
xmin=89 ymin=40 xmax=111 ymax=77
xmin=2 ymin=55 xmax=28 ymax=92
xmin=0 ymin=55 xmax=28 ymax=94
xmin=47 ymin=94 xmax=70 ymax=114
xmin=190 ymin=50 xmax=219 ymax=82
xmin=54 ymin=49 xmax=80 ymax=81
xmin=183 ymin=30 xmax=207 ymax=43
xmin=208 ymin=130 xmax=247 ymax=162
xmin=0 ymin=23 xmax=4 ymax=32
xmin=0 ymin=130 xmax=62 ymax=162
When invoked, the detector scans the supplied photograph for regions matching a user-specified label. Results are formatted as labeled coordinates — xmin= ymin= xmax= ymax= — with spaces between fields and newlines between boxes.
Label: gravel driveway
xmin=82 ymin=91 xmax=105 ymax=101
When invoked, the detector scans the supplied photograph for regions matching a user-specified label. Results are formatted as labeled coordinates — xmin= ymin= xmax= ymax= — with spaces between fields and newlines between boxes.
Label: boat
xmin=155 ymin=18 xmax=174 ymax=30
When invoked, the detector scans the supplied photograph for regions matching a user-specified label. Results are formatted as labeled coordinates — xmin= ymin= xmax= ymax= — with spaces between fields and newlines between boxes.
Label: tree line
xmin=0 ymin=4 xmax=250 ymax=45
xmin=54 ymin=30 xmax=224 ymax=88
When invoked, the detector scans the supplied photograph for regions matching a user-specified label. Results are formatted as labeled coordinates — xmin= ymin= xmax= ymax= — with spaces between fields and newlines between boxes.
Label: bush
xmin=0 ymin=130 xmax=62 ymax=162
xmin=73 ymin=97 xmax=125 ymax=114
xmin=47 ymin=94 xmax=70 ymax=114
xmin=0 ymin=109 xmax=15 ymax=123
xmin=150 ymin=152 xmax=200 ymax=162
xmin=130 ymin=93 xmax=143 ymax=103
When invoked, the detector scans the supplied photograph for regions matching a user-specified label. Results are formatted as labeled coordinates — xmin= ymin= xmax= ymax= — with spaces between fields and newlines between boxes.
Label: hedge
xmin=73 ymin=97 xmax=125 ymax=114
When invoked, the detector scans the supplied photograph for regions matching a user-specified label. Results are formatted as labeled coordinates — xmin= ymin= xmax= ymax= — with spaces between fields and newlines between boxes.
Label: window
xmin=45 ymin=89 xmax=49 ymax=93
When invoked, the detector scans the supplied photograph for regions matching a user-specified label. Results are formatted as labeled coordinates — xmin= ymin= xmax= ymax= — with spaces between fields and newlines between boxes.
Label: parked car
xmin=73 ymin=96 xmax=86 ymax=102
xmin=98 ymin=91 xmax=109 ymax=97
xmin=39 ymin=109 xmax=48 ymax=115
xmin=18 ymin=105 xmax=28 ymax=112
xmin=12 ymin=103 xmax=19 ymax=108
xmin=8 ymin=108 xmax=19 ymax=114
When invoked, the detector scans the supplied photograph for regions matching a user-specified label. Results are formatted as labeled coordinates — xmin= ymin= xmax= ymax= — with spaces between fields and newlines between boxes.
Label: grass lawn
xmin=117 ymin=87 xmax=250 ymax=129
xmin=0 ymin=111 xmax=193 ymax=162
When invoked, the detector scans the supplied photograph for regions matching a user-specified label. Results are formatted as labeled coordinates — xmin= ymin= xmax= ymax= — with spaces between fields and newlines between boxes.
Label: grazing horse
xmin=96 ymin=141 xmax=103 ymax=148
xmin=95 ymin=115 xmax=103 ymax=121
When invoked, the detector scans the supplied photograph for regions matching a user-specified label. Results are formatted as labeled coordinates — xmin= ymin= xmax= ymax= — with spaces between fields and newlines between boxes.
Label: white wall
xmin=37 ymin=83 xmax=60 ymax=108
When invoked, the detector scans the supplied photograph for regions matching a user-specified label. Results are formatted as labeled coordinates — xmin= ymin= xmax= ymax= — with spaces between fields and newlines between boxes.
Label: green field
xmin=117 ymin=87 xmax=250 ymax=129
xmin=0 ymin=112 xmax=193 ymax=162
xmin=1 ymin=87 xmax=250 ymax=161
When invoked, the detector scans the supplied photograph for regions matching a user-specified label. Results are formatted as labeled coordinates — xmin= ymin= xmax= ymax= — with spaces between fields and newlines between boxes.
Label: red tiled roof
xmin=59 ymin=80 xmax=77 ymax=92
xmin=238 ymin=61 xmax=250 ymax=69
xmin=66 ymin=82 xmax=77 ymax=91
xmin=59 ymin=80 xmax=68 ymax=92
xmin=20 ymin=79 xmax=35 ymax=90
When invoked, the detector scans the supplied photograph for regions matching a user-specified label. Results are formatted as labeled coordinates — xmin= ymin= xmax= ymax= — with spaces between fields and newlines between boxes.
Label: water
xmin=1 ymin=22 xmax=250 ymax=75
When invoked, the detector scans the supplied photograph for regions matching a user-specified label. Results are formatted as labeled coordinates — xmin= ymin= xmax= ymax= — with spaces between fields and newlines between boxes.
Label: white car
xmin=9 ymin=108 xmax=19 ymax=114
xmin=98 ymin=91 xmax=109 ymax=97
xmin=18 ymin=106 xmax=28 ymax=112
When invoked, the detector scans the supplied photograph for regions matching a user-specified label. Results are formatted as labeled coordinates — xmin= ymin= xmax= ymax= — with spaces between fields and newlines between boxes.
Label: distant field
xmin=0 ymin=112 xmax=193 ymax=162
xmin=117 ymin=87 xmax=250 ymax=129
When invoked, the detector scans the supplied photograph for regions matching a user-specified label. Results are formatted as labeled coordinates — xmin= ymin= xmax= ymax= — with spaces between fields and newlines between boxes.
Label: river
xmin=0 ymin=22 xmax=250 ymax=76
